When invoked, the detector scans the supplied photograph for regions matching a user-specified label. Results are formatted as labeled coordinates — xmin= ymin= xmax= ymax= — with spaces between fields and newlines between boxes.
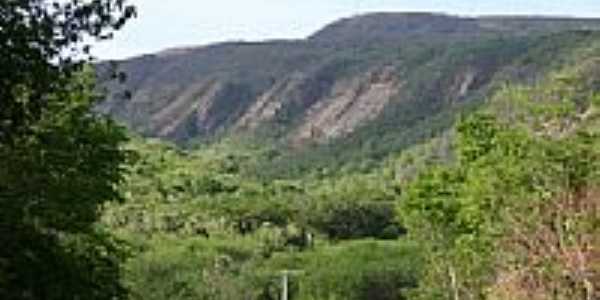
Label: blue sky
xmin=93 ymin=0 xmax=600 ymax=60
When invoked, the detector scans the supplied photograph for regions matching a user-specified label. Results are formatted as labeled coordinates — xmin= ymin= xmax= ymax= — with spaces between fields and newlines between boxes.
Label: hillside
xmin=98 ymin=14 xmax=600 ymax=167
xmin=8 ymin=3 xmax=600 ymax=300
xmin=91 ymin=11 xmax=600 ymax=300
xmin=101 ymin=36 xmax=600 ymax=299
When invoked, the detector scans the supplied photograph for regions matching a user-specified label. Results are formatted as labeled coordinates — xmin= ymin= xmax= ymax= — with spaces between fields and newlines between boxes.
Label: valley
xmin=97 ymin=13 xmax=600 ymax=300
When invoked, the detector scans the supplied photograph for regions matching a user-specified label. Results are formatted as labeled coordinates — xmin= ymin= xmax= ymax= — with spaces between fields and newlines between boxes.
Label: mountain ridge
xmin=112 ymin=13 xmax=600 ymax=59
xmin=98 ymin=13 xmax=600 ymax=174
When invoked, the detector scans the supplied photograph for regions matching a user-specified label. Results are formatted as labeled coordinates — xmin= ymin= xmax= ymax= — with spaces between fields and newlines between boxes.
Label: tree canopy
xmin=0 ymin=0 xmax=135 ymax=143
xmin=0 ymin=1 xmax=135 ymax=299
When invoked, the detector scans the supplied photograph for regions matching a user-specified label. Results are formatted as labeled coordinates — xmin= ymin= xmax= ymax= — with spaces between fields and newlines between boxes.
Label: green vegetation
xmin=400 ymin=50 xmax=600 ymax=299
xmin=0 ymin=1 xmax=135 ymax=299
xmin=4 ymin=4 xmax=600 ymax=299
xmin=100 ymin=15 xmax=600 ymax=179
xmin=1 ymin=71 xmax=134 ymax=299
xmin=99 ymin=35 xmax=600 ymax=300
xmin=102 ymin=136 xmax=415 ymax=299
xmin=253 ymin=31 xmax=600 ymax=179
xmin=121 ymin=237 xmax=420 ymax=300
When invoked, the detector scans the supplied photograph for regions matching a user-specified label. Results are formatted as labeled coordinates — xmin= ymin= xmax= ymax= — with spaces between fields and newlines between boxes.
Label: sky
xmin=93 ymin=0 xmax=600 ymax=60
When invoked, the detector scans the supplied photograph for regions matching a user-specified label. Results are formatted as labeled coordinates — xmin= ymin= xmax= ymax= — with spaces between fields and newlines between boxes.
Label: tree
xmin=399 ymin=73 xmax=600 ymax=299
xmin=0 ymin=1 xmax=135 ymax=299
xmin=0 ymin=0 xmax=136 ymax=143
xmin=0 ymin=68 xmax=134 ymax=299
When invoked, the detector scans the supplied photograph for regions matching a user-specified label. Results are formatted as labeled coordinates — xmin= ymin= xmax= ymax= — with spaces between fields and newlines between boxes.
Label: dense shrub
xmin=310 ymin=201 xmax=403 ymax=240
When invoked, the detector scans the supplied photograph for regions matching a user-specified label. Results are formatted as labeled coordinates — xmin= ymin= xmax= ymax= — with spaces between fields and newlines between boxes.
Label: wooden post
xmin=449 ymin=266 xmax=458 ymax=300
xmin=281 ymin=271 xmax=288 ymax=300
xmin=280 ymin=269 xmax=303 ymax=300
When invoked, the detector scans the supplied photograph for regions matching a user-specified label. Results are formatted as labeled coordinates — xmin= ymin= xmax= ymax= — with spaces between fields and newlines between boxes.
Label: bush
xmin=258 ymin=240 xmax=423 ymax=300
xmin=310 ymin=201 xmax=402 ymax=240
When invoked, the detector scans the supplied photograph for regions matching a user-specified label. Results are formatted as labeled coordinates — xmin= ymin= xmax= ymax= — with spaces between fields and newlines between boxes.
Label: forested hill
xmin=8 ymin=2 xmax=600 ymax=300
xmin=94 ymin=10 xmax=600 ymax=300
xmin=98 ymin=13 xmax=600 ymax=150
xmin=101 ymin=33 xmax=600 ymax=299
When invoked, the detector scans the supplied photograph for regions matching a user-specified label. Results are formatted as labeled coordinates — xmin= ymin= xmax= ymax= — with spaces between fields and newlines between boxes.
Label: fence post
xmin=281 ymin=271 xmax=288 ymax=300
